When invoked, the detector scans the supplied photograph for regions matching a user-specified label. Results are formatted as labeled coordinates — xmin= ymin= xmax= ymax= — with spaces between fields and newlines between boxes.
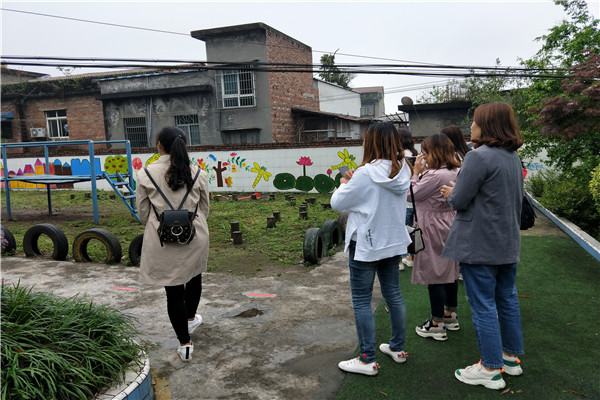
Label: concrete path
xmin=1 ymin=251 xmax=360 ymax=400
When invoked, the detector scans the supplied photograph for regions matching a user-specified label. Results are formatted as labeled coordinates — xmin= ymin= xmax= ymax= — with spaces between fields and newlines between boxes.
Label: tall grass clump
xmin=1 ymin=283 xmax=142 ymax=400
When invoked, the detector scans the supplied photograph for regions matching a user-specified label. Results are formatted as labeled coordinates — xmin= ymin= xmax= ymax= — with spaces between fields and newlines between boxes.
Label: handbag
xmin=144 ymin=167 xmax=201 ymax=246
xmin=407 ymin=183 xmax=426 ymax=254
xmin=520 ymin=194 xmax=537 ymax=230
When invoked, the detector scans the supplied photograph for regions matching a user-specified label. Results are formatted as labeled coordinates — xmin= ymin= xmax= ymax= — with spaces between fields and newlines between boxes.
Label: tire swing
xmin=128 ymin=233 xmax=144 ymax=267
xmin=1 ymin=225 xmax=17 ymax=255
xmin=72 ymin=228 xmax=122 ymax=264
xmin=321 ymin=220 xmax=343 ymax=249
xmin=23 ymin=223 xmax=69 ymax=261
xmin=303 ymin=227 xmax=327 ymax=265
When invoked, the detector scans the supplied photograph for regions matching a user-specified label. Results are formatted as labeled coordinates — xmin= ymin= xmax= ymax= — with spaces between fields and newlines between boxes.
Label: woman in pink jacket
xmin=408 ymin=134 xmax=460 ymax=341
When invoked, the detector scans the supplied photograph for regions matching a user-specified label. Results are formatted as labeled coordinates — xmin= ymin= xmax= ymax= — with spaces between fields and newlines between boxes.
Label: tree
xmin=519 ymin=0 xmax=600 ymax=171
xmin=318 ymin=52 xmax=354 ymax=89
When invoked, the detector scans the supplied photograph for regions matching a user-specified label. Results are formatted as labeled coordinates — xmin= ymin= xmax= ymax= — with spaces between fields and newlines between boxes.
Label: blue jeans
xmin=461 ymin=263 xmax=524 ymax=369
xmin=348 ymin=241 xmax=406 ymax=363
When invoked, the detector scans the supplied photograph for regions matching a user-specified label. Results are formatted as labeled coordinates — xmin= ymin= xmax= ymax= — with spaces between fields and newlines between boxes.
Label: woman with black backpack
xmin=136 ymin=126 xmax=210 ymax=362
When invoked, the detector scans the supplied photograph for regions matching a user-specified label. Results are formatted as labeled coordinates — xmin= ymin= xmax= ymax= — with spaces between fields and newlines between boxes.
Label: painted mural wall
xmin=0 ymin=146 xmax=367 ymax=194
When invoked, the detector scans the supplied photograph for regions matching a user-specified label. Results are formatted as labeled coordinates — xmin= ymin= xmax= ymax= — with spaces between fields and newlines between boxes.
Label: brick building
xmin=1 ymin=22 xmax=370 ymax=151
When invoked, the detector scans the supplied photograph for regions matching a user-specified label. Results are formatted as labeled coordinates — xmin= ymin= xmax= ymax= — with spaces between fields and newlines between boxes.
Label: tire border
xmin=72 ymin=228 xmax=123 ymax=264
xmin=23 ymin=223 xmax=69 ymax=261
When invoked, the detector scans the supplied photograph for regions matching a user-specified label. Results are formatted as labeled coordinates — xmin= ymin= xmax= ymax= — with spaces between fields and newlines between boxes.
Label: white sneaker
xmin=402 ymin=258 xmax=414 ymax=267
xmin=338 ymin=357 xmax=379 ymax=376
xmin=399 ymin=262 xmax=405 ymax=271
xmin=503 ymin=355 xmax=523 ymax=376
xmin=177 ymin=341 xmax=194 ymax=362
xmin=455 ymin=361 xmax=506 ymax=390
xmin=188 ymin=314 xmax=203 ymax=334
xmin=379 ymin=344 xmax=407 ymax=363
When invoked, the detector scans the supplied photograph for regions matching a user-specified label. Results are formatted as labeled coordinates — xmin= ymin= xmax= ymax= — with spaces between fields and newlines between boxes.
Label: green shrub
xmin=539 ymin=172 xmax=600 ymax=240
xmin=590 ymin=164 xmax=600 ymax=214
xmin=524 ymin=169 xmax=558 ymax=198
xmin=1 ymin=283 xmax=142 ymax=400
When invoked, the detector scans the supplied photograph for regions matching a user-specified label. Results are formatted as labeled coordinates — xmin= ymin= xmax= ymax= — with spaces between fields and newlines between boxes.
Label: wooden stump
xmin=251 ymin=194 xmax=257 ymax=200
xmin=269 ymin=194 xmax=276 ymax=201
xmin=85 ymin=193 xmax=91 ymax=199
xmin=232 ymin=194 xmax=239 ymax=201
xmin=232 ymin=231 xmax=243 ymax=245
xmin=230 ymin=221 xmax=240 ymax=237
xmin=70 ymin=194 xmax=76 ymax=199
xmin=321 ymin=203 xmax=332 ymax=209
xmin=300 ymin=211 xmax=308 ymax=220
xmin=299 ymin=205 xmax=307 ymax=213
xmin=267 ymin=216 xmax=276 ymax=228
xmin=273 ymin=211 xmax=281 ymax=222
xmin=307 ymin=197 xmax=316 ymax=204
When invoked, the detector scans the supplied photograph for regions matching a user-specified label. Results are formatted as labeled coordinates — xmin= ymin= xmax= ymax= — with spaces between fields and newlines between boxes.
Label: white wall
xmin=316 ymin=80 xmax=361 ymax=117
xmin=1 ymin=146 xmax=364 ymax=194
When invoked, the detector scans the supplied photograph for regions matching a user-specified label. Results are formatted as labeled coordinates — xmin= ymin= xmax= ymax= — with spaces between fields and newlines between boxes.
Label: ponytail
xmin=156 ymin=127 xmax=193 ymax=191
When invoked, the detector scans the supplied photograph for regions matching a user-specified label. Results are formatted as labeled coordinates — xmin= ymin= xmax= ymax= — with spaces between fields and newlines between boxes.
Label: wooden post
xmin=230 ymin=221 xmax=240 ymax=237
xmin=269 ymin=194 xmax=276 ymax=201
xmin=307 ymin=197 xmax=316 ymax=204
xmin=85 ymin=193 xmax=91 ymax=199
xmin=299 ymin=205 xmax=307 ymax=213
xmin=267 ymin=216 xmax=276 ymax=228
xmin=109 ymin=194 xmax=116 ymax=200
xmin=70 ymin=194 xmax=76 ymax=199
xmin=232 ymin=231 xmax=243 ymax=245
xmin=232 ymin=194 xmax=238 ymax=201
xmin=251 ymin=194 xmax=257 ymax=200
xmin=322 ymin=203 xmax=332 ymax=209
xmin=273 ymin=211 xmax=281 ymax=222
xmin=300 ymin=211 xmax=308 ymax=220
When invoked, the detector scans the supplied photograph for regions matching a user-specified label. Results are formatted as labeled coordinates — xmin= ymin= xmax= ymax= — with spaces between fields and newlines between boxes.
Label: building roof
xmin=191 ymin=22 xmax=311 ymax=51
xmin=353 ymin=86 xmax=384 ymax=94
xmin=397 ymin=101 xmax=472 ymax=113
xmin=291 ymin=107 xmax=372 ymax=123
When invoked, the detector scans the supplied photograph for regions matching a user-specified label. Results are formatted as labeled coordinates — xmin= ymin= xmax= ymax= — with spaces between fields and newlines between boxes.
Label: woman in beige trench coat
xmin=136 ymin=126 xmax=210 ymax=362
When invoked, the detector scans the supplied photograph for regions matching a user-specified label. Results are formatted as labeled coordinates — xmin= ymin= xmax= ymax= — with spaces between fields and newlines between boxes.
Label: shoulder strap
xmin=144 ymin=167 xmax=175 ymax=210
xmin=176 ymin=168 xmax=201 ymax=210
xmin=410 ymin=183 xmax=419 ymax=225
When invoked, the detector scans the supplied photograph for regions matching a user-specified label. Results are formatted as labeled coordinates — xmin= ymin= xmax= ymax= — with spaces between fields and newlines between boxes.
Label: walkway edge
xmin=529 ymin=193 xmax=600 ymax=263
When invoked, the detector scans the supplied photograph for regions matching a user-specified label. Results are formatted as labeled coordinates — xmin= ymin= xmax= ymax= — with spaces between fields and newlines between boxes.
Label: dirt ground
xmin=0 ymin=212 xmax=566 ymax=400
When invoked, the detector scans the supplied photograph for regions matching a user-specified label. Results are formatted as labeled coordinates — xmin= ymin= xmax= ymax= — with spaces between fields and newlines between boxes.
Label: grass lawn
xmin=336 ymin=236 xmax=600 ymax=400
xmin=0 ymin=189 xmax=340 ymax=274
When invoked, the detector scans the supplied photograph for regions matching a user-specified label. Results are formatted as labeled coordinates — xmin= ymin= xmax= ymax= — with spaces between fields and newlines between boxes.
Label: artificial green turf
xmin=336 ymin=236 xmax=600 ymax=400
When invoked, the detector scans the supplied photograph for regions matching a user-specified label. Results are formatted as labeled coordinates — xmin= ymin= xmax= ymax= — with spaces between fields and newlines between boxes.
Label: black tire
xmin=73 ymin=228 xmax=123 ymax=264
xmin=23 ymin=223 xmax=69 ymax=261
xmin=128 ymin=233 xmax=144 ymax=267
xmin=321 ymin=220 xmax=343 ymax=249
xmin=337 ymin=211 xmax=349 ymax=232
xmin=303 ymin=227 xmax=327 ymax=265
xmin=1 ymin=225 xmax=17 ymax=255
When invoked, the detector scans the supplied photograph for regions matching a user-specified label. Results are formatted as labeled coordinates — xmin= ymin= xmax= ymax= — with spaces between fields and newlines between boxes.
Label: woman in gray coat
xmin=136 ymin=126 xmax=210 ymax=362
xmin=441 ymin=102 xmax=524 ymax=390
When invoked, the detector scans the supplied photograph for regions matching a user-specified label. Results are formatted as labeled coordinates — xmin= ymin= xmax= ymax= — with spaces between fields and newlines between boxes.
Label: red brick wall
xmin=265 ymin=29 xmax=319 ymax=143
xmin=3 ymin=93 xmax=106 ymax=146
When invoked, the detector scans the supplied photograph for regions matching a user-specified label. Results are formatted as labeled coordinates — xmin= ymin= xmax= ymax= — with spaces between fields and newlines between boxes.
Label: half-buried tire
xmin=1 ymin=225 xmax=17 ymax=255
xmin=128 ymin=233 xmax=144 ymax=267
xmin=303 ymin=227 xmax=327 ymax=265
xmin=23 ymin=223 xmax=69 ymax=261
xmin=73 ymin=228 xmax=122 ymax=264
xmin=321 ymin=220 xmax=343 ymax=249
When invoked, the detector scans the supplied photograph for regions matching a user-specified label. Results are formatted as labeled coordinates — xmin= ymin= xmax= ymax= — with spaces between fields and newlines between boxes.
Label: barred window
xmin=45 ymin=109 xmax=68 ymax=138
xmin=123 ymin=117 xmax=147 ymax=148
xmin=216 ymin=67 xmax=256 ymax=109
xmin=175 ymin=115 xmax=201 ymax=145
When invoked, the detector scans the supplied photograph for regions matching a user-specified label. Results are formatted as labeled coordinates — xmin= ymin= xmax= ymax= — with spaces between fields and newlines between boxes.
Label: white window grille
xmin=45 ymin=110 xmax=68 ymax=137
xmin=175 ymin=115 xmax=201 ymax=145
xmin=123 ymin=117 xmax=147 ymax=148
xmin=216 ymin=67 xmax=256 ymax=109
xmin=360 ymin=105 xmax=375 ymax=117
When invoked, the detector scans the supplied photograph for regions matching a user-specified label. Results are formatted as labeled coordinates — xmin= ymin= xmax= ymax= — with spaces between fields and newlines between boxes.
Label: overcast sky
xmin=2 ymin=1 xmax=599 ymax=114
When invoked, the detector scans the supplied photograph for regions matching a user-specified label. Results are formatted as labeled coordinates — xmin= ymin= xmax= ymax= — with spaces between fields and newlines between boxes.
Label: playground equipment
xmin=1 ymin=140 xmax=139 ymax=224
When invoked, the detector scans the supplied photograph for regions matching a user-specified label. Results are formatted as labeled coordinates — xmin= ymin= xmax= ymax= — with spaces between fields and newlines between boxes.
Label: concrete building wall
xmin=406 ymin=109 xmax=470 ymax=137
xmin=316 ymin=80 xmax=360 ymax=116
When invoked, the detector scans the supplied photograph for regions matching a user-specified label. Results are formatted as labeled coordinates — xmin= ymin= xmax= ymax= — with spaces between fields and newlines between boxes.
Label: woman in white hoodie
xmin=331 ymin=122 xmax=413 ymax=376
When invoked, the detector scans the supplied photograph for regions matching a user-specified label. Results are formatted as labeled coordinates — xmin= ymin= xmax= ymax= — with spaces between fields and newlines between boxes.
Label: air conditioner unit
xmin=30 ymin=128 xmax=47 ymax=138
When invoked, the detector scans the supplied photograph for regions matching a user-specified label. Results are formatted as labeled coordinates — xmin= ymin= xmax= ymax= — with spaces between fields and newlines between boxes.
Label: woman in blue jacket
xmin=441 ymin=102 xmax=524 ymax=390
xmin=331 ymin=122 xmax=412 ymax=376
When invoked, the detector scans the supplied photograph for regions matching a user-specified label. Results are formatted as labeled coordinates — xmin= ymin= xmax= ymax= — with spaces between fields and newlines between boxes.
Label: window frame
xmin=216 ymin=66 xmax=256 ymax=109
xmin=45 ymin=109 xmax=68 ymax=138
xmin=175 ymin=114 xmax=201 ymax=145
xmin=123 ymin=116 xmax=148 ymax=148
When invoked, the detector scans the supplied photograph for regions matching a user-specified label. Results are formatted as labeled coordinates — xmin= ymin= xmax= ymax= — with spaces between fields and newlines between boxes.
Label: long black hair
xmin=440 ymin=125 xmax=471 ymax=159
xmin=156 ymin=126 xmax=193 ymax=191
xmin=398 ymin=128 xmax=418 ymax=157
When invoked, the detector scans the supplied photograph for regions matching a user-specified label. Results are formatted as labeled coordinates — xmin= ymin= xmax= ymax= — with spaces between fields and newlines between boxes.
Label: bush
xmin=590 ymin=164 xmax=600 ymax=214
xmin=525 ymin=169 xmax=559 ymax=198
xmin=539 ymin=172 xmax=600 ymax=240
xmin=1 ymin=284 xmax=142 ymax=400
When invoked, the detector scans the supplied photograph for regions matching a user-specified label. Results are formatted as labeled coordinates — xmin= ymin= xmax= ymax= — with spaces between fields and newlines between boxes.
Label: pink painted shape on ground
xmin=112 ymin=287 xmax=137 ymax=291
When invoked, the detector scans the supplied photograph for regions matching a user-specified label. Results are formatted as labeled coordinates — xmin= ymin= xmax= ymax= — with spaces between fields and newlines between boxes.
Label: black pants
xmin=428 ymin=281 xmax=458 ymax=322
xmin=164 ymin=273 xmax=202 ymax=345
